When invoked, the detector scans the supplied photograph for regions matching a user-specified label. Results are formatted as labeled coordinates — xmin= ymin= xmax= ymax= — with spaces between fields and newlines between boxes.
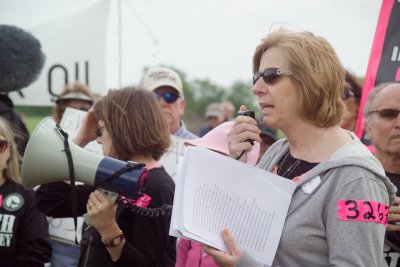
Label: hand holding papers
xmin=170 ymin=146 xmax=296 ymax=265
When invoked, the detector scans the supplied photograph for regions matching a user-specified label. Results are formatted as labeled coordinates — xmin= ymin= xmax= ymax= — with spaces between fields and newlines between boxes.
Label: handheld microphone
xmin=237 ymin=110 xmax=255 ymax=145
xmin=236 ymin=110 xmax=255 ymax=160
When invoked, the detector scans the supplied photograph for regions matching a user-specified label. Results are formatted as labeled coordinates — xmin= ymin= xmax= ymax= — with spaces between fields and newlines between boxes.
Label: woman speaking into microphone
xmin=203 ymin=29 xmax=396 ymax=267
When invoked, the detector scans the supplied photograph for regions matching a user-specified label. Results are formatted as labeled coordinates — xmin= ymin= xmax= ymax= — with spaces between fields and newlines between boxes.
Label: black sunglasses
xmin=369 ymin=108 xmax=400 ymax=119
xmin=155 ymin=92 xmax=180 ymax=104
xmin=0 ymin=139 xmax=9 ymax=153
xmin=94 ymin=126 xmax=105 ymax=137
xmin=253 ymin=68 xmax=293 ymax=85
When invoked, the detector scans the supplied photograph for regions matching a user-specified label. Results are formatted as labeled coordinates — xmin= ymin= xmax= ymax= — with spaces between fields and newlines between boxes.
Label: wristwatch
xmin=101 ymin=230 xmax=124 ymax=248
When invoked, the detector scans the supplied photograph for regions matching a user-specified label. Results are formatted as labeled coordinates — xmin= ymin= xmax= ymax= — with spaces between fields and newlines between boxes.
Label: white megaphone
xmin=22 ymin=117 xmax=144 ymax=200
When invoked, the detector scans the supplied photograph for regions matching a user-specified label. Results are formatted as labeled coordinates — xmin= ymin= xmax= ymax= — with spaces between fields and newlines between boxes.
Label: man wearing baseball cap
xmin=140 ymin=66 xmax=197 ymax=139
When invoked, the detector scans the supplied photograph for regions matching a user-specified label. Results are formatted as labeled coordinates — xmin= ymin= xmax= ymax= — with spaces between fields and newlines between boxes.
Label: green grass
xmin=15 ymin=106 xmax=52 ymax=134
xmin=25 ymin=115 xmax=48 ymax=134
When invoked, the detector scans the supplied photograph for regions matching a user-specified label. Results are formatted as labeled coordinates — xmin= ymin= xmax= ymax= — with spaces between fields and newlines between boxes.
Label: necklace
xmin=277 ymin=150 xmax=303 ymax=178
xmin=277 ymin=130 xmax=325 ymax=178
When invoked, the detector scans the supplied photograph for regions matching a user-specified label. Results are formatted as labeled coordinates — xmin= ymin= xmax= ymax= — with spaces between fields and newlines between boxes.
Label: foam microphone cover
xmin=0 ymin=24 xmax=45 ymax=92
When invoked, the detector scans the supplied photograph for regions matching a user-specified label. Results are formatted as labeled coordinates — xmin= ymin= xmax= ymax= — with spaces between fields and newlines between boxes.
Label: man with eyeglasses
xmin=139 ymin=66 xmax=197 ymax=140
xmin=363 ymin=82 xmax=400 ymax=267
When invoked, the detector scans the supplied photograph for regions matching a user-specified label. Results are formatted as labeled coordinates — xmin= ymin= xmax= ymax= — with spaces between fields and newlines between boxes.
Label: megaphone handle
xmin=83 ymin=189 xmax=119 ymax=227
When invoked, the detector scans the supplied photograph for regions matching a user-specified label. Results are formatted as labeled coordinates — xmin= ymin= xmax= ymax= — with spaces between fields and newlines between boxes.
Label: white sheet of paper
xmin=170 ymin=146 xmax=296 ymax=266
xmin=169 ymin=155 xmax=186 ymax=238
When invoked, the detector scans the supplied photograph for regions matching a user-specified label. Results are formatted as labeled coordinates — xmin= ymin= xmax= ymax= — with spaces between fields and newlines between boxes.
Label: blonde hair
xmin=0 ymin=117 xmax=22 ymax=184
xmin=253 ymin=29 xmax=345 ymax=127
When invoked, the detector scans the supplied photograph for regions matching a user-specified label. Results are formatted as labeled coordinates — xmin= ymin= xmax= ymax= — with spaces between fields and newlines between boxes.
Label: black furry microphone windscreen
xmin=0 ymin=24 xmax=46 ymax=93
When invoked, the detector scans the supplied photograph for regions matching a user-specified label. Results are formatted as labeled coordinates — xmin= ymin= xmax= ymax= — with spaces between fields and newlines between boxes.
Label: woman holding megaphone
xmin=36 ymin=88 xmax=176 ymax=266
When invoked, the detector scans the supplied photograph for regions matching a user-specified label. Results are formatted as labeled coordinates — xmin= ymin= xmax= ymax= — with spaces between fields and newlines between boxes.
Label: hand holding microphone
xmin=227 ymin=105 xmax=261 ymax=162
xmin=236 ymin=110 xmax=256 ymax=146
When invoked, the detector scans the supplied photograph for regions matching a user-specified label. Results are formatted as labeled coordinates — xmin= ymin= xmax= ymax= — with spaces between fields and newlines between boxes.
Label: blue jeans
xmin=50 ymin=240 xmax=80 ymax=267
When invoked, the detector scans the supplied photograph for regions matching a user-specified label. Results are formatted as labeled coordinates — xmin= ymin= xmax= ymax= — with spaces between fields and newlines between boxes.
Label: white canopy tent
xmin=1 ymin=0 xmax=158 ymax=106
xmin=0 ymin=0 xmax=382 ymax=106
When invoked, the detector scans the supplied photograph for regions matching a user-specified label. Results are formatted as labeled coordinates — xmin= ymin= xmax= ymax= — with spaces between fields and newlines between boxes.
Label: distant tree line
xmin=153 ymin=66 xmax=259 ymax=122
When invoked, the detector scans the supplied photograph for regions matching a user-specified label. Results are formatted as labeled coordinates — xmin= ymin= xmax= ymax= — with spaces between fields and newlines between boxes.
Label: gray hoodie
xmin=237 ymin=133 xmax=396 ymax=267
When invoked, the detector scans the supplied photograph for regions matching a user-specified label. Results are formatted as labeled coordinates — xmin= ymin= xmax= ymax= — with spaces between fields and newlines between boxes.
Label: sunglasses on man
xmin=253 ymin=68 xmax=293 ymax=85
xmin=369 ymin=108 xmax=400 ymax=120
xmin=155 ymin=92 xmax=180 ymax=104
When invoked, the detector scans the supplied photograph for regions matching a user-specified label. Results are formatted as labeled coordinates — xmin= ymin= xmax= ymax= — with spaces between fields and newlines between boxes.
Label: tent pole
xmin=118 ymin=0 xmax=122 ymax=88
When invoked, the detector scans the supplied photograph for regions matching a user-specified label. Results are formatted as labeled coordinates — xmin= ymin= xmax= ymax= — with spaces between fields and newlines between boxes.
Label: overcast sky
xmin=0 ymin=0 xmax=382 ymax=87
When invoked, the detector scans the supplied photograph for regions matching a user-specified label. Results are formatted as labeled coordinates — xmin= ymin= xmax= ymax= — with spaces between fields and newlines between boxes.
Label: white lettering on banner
xmin=387 ymin=252 xmax=400 ymax=267
xmin=382 ymin=252 xmax=400 ymax=267
xmin=0 ymin=214 xmax=15 ymax=233
xmin=383 ymin=246 xmax=400 ymax=266
xmin=391 ymin=46 xmax=400 ymax=61
xmin=0 ymin=233 xmax=12 ymax=247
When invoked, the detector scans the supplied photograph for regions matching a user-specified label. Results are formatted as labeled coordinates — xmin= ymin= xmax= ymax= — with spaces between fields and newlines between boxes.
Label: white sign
xmin=59 ymin=107 xmax=103 ymax=156
xmin=159 ymin=135 xmax=186 ymax=181
xmin=10 ymin=0 xmax=110 ymax=106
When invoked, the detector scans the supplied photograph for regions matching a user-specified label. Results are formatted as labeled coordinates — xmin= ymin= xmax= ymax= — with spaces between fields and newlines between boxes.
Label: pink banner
xmin=356 ymin=0 xmax=398 ymax=142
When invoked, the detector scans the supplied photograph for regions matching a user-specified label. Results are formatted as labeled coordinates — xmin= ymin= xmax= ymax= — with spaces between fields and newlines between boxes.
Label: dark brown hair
xmin=102 ymin=87 xmax=170 ymax=161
